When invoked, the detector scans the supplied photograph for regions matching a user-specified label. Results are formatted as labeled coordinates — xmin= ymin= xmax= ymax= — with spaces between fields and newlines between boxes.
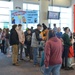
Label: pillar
xmin=12 ymin=0 xmax=24 ymax=29
xmin=74 ymin=5 xmax=75 ymax=32
xmin=13 ymin=0 xmax=23 ymax=10
xmin=39 ymin=0 xmax=49 ymax=26
xmin=71 ymin=0 xmax=75 ymax=32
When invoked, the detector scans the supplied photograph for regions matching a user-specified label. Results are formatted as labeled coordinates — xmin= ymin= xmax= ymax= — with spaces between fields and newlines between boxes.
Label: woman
xmin=1 ymin=28 xmax=6 ymax=54
xmin=40 ymin=23 xmax=49 ymax=41
xmin=4 ymin=28 xmax=10 ymax=54
xmin=10 ymin=25 xmax=19 ymax=66
xmin=62 ymin=27 xmax=72 ymax=70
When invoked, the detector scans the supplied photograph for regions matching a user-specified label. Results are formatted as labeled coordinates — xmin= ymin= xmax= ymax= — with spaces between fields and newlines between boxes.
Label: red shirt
xmin=44 ymin=37 xmax=63 ymax=67
xmin=68 ymin=46 xmax=74 ymax=58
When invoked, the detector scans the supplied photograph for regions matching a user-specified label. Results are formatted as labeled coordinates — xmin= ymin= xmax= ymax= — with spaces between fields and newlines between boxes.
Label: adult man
xmin=31 ymin=24 xmax=43 ymax=66
xmin=10 ymin=25 xmax=19 ymax=66
xmin=53 ymin=24 xmax=57 ymax=34
xmin=44 ymin=30 xmax=63 ymax=75
xmin=17 ymin=24 xmax=25 ymax=60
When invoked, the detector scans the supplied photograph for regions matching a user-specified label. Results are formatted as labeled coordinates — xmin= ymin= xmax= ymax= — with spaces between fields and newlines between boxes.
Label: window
xmin=60 ymin=13 xmax=71 ymax=19
xmin=50 ymin=20 xmax=60 ymax=24
xmin=48 ymin=6 xmax=72 ymax=30
xmin=28 ymin=4 xmax=39 ymax=10
xmin=4 ymin=22 xmax=9 ymax=28
xmin=61 ymin=7 xmax=70 ymax=13
xmin=9 ymin=2 xmax=13 ymax=10
xmin=60 ymin=19 xmax=69 ymax=24
xmin=23 ymin=3 xmax=27 ymax=10
xmin=53 ymin=6 xmax=60 ymax=12
xmin=48 ymin=6 xmax=60 ymax=12
xmin=0 ymin=1 xmax=10 ymax=8
xmin=0 ymin=1 xmax=13 ymax=29
xmin=0 ymin=15 xmax=9 ymax=22
xmin=0 ymin=23 xmax=4 ymax=29
xmin=0 ymin=8 xmax=9 ymax=15
xmin=50 ymin=23 xmax=60 ymax=29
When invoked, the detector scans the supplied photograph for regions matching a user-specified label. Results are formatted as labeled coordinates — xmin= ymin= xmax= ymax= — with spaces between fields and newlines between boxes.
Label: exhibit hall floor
xmin=0 ymin=52 xmax=75 ymax=75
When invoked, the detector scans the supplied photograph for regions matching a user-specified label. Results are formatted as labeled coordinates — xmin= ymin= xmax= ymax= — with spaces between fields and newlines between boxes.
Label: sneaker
xmin=27 ymin=56 xmax=29 ymax=59
xmin=12 ymin=63 xmax=16 ymax=66
xmin=61 ymin=66 xmax=65 ymax=69
xmin=34 ymin=64 xmax=40 ymax=67
xmin=20 ymin=58 xmax=24 ymax=60
xmin=64 ymin=67 xmax=70 ymax=70
xmin=69 ymin=67 xmax=74 ymax=70
xmin=30 ymin=60 xmax=33 ymax=63
xmin=40 ymin=68 xmax=44 ymax=74
xmin=15 ymin=63 xmax=19 ymax=66
xmin=12 ymin=63 xmax=19 ymax=66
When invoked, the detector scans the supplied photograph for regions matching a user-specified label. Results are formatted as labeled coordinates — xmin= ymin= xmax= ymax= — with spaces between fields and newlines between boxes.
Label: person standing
xmin=0 ymin=28 xmax=2 ymax=51
xmin=31 ymin=24 xmax=43 ymax=66
xmin=62 ymin=27 xmax=72 ymax=70
xmin=53 ymin=24 xmax=57 ymax=34
xmin=10 ymin=25 xmax=19 ymax=66
xmin=1 ymin=28 xmax=6 ymax=54
xmin=44 ymin=30 xmax=63 ymax=75
xmin=4 ymin=28 xmax=10 ymax=54
xmin=40 ymin=23 xmax=49 ymax=41
xmin=56 ymin=27 xmax=63 ymax=39
xmin=67 ymin=36 xmax=74 ymax=70
xmin=25 ymin=29 xmax=33 ymax=61
xmin=17 ymin=24 xmax=25 ymax=60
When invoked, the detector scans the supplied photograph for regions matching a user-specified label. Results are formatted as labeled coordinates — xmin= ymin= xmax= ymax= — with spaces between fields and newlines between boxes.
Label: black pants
xmin=62 ymin=46 xmax=69 ymax=68
xmin=25 ymin=45 xmax=33 ymax=60
xmin=1 ymin=40 xmax=5 ymax=54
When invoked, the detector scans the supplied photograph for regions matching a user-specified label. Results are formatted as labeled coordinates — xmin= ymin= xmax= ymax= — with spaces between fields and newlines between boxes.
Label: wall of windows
xmin=48 ymin=6 xmax=72 ymax=32
xmin=0 ymin=1 xmax=13 ymax=29
xmin=0 ymin=1 xmax=72 ymax=32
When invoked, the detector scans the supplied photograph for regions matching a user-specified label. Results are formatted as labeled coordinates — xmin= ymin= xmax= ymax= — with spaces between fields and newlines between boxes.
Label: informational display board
xmin=11 ymin=10 xmax=38 ymax=24
xmin=47 ymin=11 xmax=60 ymax=19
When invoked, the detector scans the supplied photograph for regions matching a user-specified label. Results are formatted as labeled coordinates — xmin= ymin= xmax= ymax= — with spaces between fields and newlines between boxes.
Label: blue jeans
xmin=33 ymin=47 xmax=38 ymax=65
xmin=44 ymin=64 xmax=61 ymax=75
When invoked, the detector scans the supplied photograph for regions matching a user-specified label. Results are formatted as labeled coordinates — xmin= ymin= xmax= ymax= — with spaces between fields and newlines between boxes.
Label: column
xmin=74 ymin=5 xmax=75 ymax=32
xmin=12 ymin=0 xmax=24 ymax=29
xmin=71 ymin=0 xmax=75 ymax=32
xmin=39 ymin=0 xmax=49 ymax=26
xmin=13 ymin=0 xmax=23 ymax=10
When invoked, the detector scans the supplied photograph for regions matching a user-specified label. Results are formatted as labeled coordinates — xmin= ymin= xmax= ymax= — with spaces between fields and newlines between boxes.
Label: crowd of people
xmin=0 ymin=23 xmax=75 ymax=75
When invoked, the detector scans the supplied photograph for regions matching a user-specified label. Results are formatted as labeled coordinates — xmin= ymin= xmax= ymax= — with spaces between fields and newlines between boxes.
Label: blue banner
xmin=11 ymin=10 xmax=38 ymax=24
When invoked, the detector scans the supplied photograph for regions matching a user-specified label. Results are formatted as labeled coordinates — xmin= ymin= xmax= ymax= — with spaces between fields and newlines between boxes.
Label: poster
xmin=26 ymin=10 xmax=38 ymax=23
xmin=11 ymin=10 xmax=38 ymax=24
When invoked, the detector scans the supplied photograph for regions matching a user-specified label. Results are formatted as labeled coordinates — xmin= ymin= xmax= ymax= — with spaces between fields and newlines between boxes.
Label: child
xmin=67 ymin=36 xmax=74 ymax=70
xmin=25 ymin=29 xmax=33 ymax=61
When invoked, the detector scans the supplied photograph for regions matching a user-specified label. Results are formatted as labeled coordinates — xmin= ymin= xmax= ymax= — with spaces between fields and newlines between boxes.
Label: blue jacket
xmin=56 ymin=32 xmax=62 ymax=38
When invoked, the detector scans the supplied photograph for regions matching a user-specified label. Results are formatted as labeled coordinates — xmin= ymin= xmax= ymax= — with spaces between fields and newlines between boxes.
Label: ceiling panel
xmin=0 ymin=0 xmax=71 ymax=7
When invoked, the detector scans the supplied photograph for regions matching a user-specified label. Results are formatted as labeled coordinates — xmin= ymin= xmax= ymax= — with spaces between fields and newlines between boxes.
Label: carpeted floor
xmin=0 ymin=52 xmax=75 ymax=75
